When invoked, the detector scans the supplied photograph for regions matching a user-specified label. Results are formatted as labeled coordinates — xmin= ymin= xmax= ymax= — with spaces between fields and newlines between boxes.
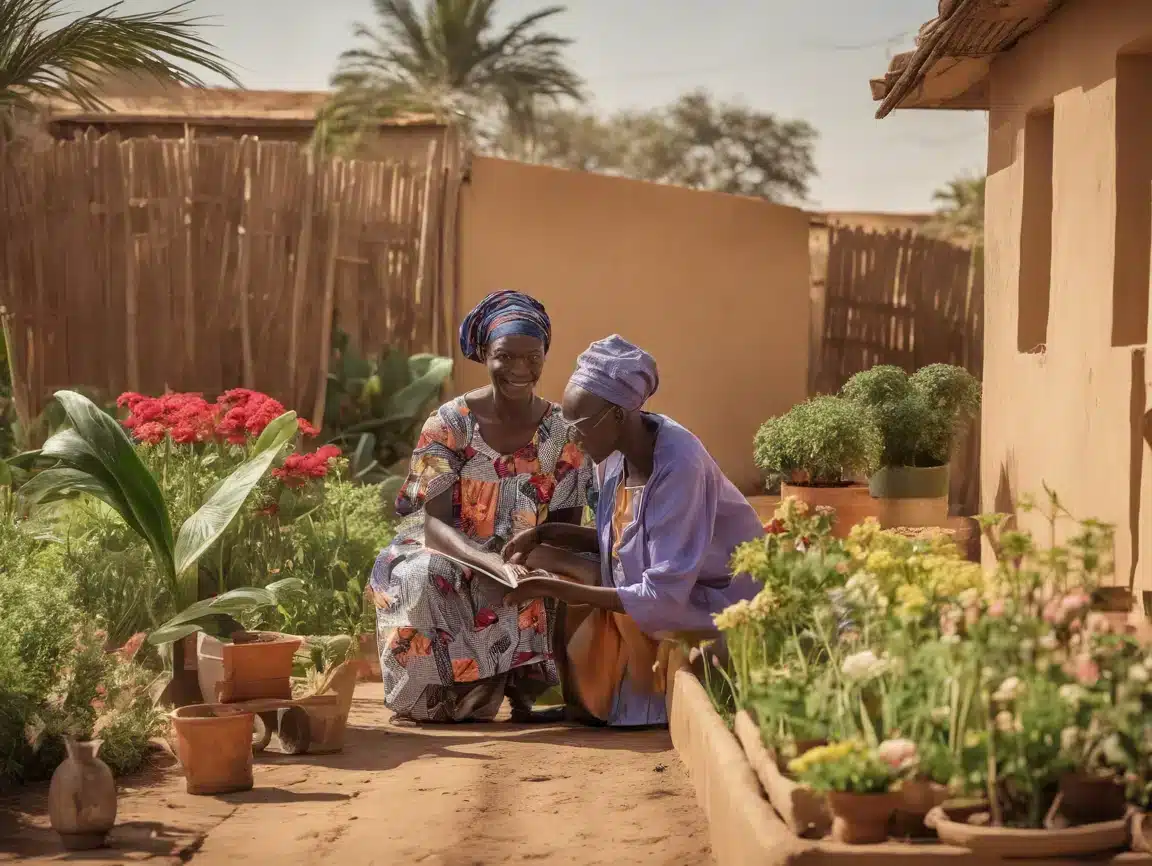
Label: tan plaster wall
xmin=457 ymin=157 xmax=811 ymax=492
xmin=984 ymin=0 xmax=1152 ymax=594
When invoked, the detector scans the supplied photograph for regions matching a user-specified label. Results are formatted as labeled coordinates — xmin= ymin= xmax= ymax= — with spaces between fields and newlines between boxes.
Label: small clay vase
xmin=1057 ymin=773 xmax=1128 ymax=825
xmin=827 ymin=791 xmax=899 ymax=844
xmin=891 ymin=779 xmax=950 ymax=839
xmin=48 ymin=738 xmax=117 ymax=851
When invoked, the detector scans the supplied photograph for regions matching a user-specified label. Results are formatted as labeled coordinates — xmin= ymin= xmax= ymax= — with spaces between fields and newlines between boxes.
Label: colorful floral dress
xmin=369 ymin=396 xmax=591 ymax=721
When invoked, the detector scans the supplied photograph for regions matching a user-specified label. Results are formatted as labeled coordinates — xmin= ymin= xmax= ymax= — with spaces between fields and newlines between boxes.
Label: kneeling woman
xmin=502 ymin=335 xmax=763 ymax=726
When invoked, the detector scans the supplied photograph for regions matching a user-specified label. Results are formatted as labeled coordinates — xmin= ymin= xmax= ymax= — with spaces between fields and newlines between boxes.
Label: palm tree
xmin=0 ymin=0 xmax=236 ymax=135
xmin=324 ymin=0 xmax=583 ymax=150
xmin=924 ymin=174 xmax=986 ymax=246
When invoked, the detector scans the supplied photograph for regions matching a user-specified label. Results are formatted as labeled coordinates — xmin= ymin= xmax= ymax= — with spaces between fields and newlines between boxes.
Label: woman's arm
xmin=423 ymin=488 xmax=513 ymax=577
xmin=503 ymin=575 xmax=625 ymax=613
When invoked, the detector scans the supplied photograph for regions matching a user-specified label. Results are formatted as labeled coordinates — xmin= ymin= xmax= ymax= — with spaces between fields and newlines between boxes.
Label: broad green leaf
xmin=173 ymin=413 xmax=299 ymax=594
xmin=44 ymin=396 xmax=173 ymax=572
xmin=18 ymin=467 xmax=118 ymax=508
xmin=384 ymin=356 xmax=452 ymax=422
xmin=350 ymin=433 xmax=376 ymax=475
xmin=146 ymin=580 xmax=305 ymax=646
xmin=251 ymin=411 xmax=298 ymax=456
xmin=375 ymin=347 xmax=410 ymax=400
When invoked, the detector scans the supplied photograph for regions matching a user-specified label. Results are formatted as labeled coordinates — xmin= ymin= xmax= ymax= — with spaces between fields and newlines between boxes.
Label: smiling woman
xmin=366 ymin=290 xmax=593 ymax=724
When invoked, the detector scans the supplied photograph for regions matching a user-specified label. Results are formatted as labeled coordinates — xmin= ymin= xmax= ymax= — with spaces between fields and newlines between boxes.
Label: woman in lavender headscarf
xmin=501 ymin=335 xmax=763 ymax=727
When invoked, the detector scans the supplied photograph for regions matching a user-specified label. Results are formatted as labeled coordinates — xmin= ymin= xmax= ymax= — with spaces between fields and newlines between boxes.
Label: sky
xmin=75 ymin=0 xmax=989 ymax=212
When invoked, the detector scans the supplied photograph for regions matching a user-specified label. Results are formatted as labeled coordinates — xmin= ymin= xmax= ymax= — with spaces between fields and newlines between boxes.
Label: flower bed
xmin=680 ymin=492 xmax=1152 ymax=862
xmin=667 ymin=661 xmax=1152 ymax=865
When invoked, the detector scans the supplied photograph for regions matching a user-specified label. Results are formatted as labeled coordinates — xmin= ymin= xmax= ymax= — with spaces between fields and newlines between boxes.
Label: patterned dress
xmin=369 ymin=396 xmax=591 ymax=721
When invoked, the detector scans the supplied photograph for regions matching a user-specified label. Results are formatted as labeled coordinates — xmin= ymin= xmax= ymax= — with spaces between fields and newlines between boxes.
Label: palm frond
xmin=0 ymin=0 xmax=237 ymax=115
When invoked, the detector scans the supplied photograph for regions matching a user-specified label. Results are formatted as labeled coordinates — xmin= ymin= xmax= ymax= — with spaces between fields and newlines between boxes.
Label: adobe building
xmin=871 ymin=0 xmax=1152 ymax=605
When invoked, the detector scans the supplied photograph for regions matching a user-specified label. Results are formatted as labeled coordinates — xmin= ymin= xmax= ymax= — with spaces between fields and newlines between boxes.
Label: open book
xmin=431 ymin=551 xmax=547 ymax=590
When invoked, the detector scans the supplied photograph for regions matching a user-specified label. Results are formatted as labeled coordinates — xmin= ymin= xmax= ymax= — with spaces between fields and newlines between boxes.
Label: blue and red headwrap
xmin=458 ymin=290 xmax=551 ymax=362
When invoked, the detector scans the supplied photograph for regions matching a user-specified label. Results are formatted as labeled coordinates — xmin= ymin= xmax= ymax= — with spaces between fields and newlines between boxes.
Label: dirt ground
xmin=0 ymin=682 xmax=711 ymax=865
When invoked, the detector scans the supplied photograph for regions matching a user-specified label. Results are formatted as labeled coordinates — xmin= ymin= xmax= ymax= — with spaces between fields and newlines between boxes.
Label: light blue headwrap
xmin=570 ymin=335 xmax=659 ymax=412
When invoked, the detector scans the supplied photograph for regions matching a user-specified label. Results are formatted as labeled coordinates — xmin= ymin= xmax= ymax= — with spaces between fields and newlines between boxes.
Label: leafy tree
xmin=0 ymin=0 xmax=236 ymax=135
xmin=494 ymin=90 xmax=818 ymax=203
xmin=924 ymin=174 xmax=985 ymax=246
xmin=323 ymin=0 xmax=583 ymax=151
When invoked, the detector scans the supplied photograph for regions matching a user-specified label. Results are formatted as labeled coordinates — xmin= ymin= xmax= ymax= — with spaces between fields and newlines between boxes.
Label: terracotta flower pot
xmin=891 ymin=779 xmax=950 ymax=839
xmin=48 ymin=738 xmax=117 ymax=851
xmin=826 ymin=791 xmax=898 ymax=844
xmin=170 ymin=706 xmax=255 ymax=795
xmin=780 ymin=483 xmax=879 ymax=539
xmin=1057 ymin=772 xmax=1128 ymax=825
xmin=217 ymin=631 xmax=302 ymax=702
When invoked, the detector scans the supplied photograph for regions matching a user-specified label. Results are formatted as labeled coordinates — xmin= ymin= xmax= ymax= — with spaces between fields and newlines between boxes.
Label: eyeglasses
xmin=564 ymin=406 xmax=613 ymax=441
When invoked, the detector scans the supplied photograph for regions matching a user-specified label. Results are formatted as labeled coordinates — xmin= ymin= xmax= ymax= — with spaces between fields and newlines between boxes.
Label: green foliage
xmin=753 ymin=396 xmax=881 ymax=485
xmin=322 ymin=0 xmax=583 ymax=151
xmin=923 ymin=174 xmax=985 ymax=246
xmin=21 ymin=391 xmax=299 ymax=610
xmin=841 ymin=364 xmax=980 ymax=467
xmin=495 ymin=91 xmax=819 ymax=203
xmin=0 ymin=0 xmax=237 ymax=133
xmin=0 ymin=518 xmax=162 ymax=784
xmin=323 ymin=327 xmax=451 ymax=492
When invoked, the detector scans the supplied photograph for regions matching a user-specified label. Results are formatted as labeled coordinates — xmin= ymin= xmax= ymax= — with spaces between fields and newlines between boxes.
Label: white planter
xmin=195 ymin=633 xmax=226 ymax=704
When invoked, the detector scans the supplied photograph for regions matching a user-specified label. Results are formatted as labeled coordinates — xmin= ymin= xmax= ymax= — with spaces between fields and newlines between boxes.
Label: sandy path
xmin=1 ymin=683 xmax=711 ymax=865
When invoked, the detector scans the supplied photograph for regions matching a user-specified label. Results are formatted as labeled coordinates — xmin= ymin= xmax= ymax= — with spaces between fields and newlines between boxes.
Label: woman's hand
xmin=501 ymin=527 xmax=540 ymax=564
xmin=501 ymin=562 xmax=530 ymax=585
xmin=503 ymin=575 xmax=560 ymax=606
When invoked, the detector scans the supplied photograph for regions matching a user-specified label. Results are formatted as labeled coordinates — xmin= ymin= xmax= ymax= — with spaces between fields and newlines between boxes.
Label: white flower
xmin=992 ymin=676 xmax=1022 ymax=703
xmin=1058 ymin=684 xmax=1087 ymax=705
xmin=1038 ymin=633 xmax=1059 ymax=651
xmin=1128 ymin=663 xmax=1150 ymax=684
xmin=878 ymin=738 xmax=918 ymax=771
xmin=841 ymin=650 xmax=888 ymax=682
xmin=1060 ymin=726 xmax=1082 ymax=751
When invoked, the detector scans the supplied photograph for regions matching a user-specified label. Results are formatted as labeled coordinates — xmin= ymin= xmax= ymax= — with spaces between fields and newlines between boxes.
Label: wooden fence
xmin=0 ymin=131 xmax=463 ymax=428
xmin=813 ymin=226 xmax=984 ymax=514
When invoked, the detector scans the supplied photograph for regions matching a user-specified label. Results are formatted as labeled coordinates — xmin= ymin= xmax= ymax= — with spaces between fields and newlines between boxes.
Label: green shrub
xmin=841 ymin=364 xmax=980 ymax=467
xmin=754 ymin=396 xmax=882 ymax=486
xmin=0 ymin=519 xmax=163 ymax=784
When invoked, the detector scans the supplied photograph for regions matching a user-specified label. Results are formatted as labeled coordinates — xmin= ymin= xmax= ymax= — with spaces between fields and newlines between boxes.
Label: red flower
xmin=134 ymin=422 xmax=166 ymax=445
xmin=116 ymin=632 xmax=147 ymax=663
xmin=764 ymin=519 xmax=785 ymax=535
xmin=258 ymin=501 xmax=280 ymax=517
xmin=297 ymin=418 xmax=319 ymax=438
xmin=271 ymin=444 xmax=342 ymax=487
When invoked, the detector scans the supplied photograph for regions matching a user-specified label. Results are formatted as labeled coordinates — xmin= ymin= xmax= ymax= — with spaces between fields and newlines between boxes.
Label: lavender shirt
xmin=594 ymin=415 xmax=762 ymax=725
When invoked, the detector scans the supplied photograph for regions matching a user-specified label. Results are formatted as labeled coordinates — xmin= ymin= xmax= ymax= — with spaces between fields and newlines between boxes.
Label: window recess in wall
xmin=1018 ymin=106 xmax=1054 ymax=355
xmin=1113 ymin=53 xmax=1152 ymax=348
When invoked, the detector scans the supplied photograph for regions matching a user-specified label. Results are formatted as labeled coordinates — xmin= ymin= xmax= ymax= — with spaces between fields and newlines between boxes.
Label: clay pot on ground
xmin=780 ymin=483 xmax=879 ymax=539
xmin=826 ymin=791 xmax=898 ymax=844
xmin=1057 ymin=773 xmax=1128 ymax=826
xmin=216 ymin=632 xmax=302 ymax=703
xmin=869 ymin=464 xmax=950 ymax=530
xmin=169 ymin=706 xmax=255 ymax=795
xmin=890 ymin=779 xmax=950 ymax=838
xmin=48 ymin=738 xmax=117 ymax=851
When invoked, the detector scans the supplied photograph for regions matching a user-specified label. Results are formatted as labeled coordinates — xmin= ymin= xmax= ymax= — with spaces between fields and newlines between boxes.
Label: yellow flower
xmin=749 ymin=588 xmax=778 ymax=620
xmin=896 ymin=584 xmax=928 ymax=618
xmin=713 ymin=599 xmax=752 ymax=631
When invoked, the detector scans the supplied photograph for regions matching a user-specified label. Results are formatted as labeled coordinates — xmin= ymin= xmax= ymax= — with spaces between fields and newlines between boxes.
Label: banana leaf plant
xmin=322 ymin=326 xmax=452 ymax=494
xmin=147 ymin=578 xmax=305 ymax=646
xmin=18 ymin=390 xmax=299 ymax=614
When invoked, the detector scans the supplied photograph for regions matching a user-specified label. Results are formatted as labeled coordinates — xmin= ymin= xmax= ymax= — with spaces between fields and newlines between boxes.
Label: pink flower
xmin=116 ymin=632 xmax=147 ymax=662
xmin=988 ymin=599 xmax=1006 ymax=618
xmin=878 ymin=738 xmax=918 ymax=771
xmin=1073 ymin=655 xmax=1100 ymax=686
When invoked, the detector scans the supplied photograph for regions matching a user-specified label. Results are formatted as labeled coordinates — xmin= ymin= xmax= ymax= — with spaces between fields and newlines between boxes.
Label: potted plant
xmin=753 ymin=396 xmax=882 ymax=537
xmin=840 ymin=364 xmax=980 ymax=528
xmin=788 ymin=740 xmax=903 ymax=844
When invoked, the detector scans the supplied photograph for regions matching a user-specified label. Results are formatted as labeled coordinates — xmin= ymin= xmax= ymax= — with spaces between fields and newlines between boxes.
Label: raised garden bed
xmin=666 ymin=663 xmax=1152 ymax=866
